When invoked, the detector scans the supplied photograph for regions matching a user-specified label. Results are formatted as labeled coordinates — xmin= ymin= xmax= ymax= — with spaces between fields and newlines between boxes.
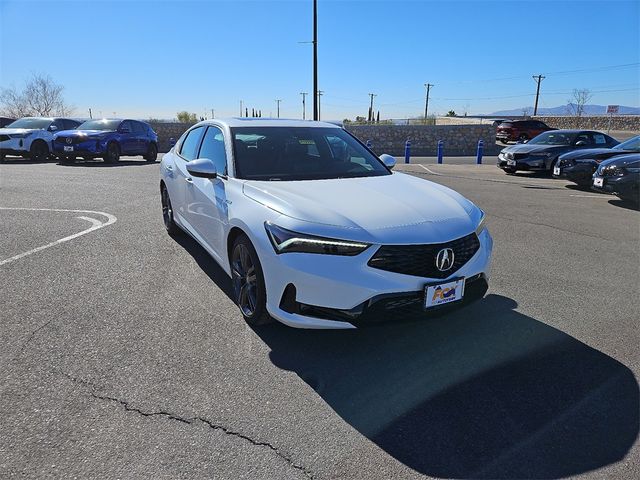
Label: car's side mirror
xmin=575 ymin=141 xmax=587 ymax=146
xmin=186 ymin=158 xmax=217 ymax=179
xmin=379 ymin=154 xmax=396 ymax=169
xmin=516 ymin=139 xmax=528 ymax=144
xmin=49 ymin=125 xmax=58 ymax=131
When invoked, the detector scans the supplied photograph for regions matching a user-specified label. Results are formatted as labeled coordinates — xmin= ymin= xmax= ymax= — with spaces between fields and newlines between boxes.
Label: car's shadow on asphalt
xmin=609 ymin=198 xmax=640 ymax=211
xmin=56 ymin=160 xmax=157 ymax=168
xmin=251 ymin=294 xmax=639 ymax=479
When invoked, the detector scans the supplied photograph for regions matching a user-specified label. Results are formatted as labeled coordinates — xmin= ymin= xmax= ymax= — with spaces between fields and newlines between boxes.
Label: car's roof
xmin=543 ymin=129 xmax=604 ymax=134
xmin=199 ymin=118 xmax=341 ymax=129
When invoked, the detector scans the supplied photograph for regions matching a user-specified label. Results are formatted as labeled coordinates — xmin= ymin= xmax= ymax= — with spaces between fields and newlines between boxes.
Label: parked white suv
xmin=0 ymin=117 xmax=81 ymax=162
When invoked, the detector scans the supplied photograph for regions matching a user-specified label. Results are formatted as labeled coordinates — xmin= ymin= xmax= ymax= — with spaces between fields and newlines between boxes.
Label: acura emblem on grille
xmin=66 ymin=137 xmax=72 ymax=144
xmin=435 ymin=248 xmax=455 ymax=271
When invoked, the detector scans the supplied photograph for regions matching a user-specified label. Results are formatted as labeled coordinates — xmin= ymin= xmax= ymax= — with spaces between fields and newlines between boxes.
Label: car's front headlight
xmin=265 ymin=222 xmax=370 ymax=255
xmin=474 ymin=210 xmax=487 ymax=236
xmin=10 ymin=132 xmax=34 ymax=139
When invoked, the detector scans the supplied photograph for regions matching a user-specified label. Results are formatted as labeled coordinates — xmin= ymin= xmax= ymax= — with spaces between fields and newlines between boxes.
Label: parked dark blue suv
xmin=53 ymin=118 xmax=158 ymax=163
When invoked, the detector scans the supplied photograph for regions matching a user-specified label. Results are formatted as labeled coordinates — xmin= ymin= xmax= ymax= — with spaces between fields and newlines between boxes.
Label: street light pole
xmin=318 ymin=90 xmax=324 ymax=121
xmin=313 ymin=0 xmax=318 ymax=120
xmin=300 ymin=92 xmax=307 ymax=120
xmin=240 ymin=100 xmax=243 ymax=117
xmin=275 ymin=99 xmax=282 ymax=118
xmin=368 ymin=93 xmax=377 ymax=122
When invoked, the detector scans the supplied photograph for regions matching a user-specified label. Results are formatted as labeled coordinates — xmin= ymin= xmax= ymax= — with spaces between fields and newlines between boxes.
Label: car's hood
xmin=599 ymin=153 xmax=640 ymax=168
xmin=0 ymin=128 xmax=40 ymax=135
xmin=559 ymin=148 xmax=616 ymax=160
xmin=57 ymin=129 xmax=113 ymax=137
xmin=243 ymin=173 xmax=478 ymax=244
xmin=502 ymin=143 xmax=566 ymax=154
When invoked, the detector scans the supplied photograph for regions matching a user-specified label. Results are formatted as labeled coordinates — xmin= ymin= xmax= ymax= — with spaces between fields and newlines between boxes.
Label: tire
xmin=230 ymin=234 xmax=272 ymax=326
xmin=504 ymin=167 xmax=516 ymax=175
xmin=518 ymin=134 xmax=529 ymax=142
xmin=145 ymin=143 xmax=158 ymax=162
xmin=160 ymin=183 xmax=180 ymax=237
xmin=548 ymin=158 xmax=558 ymax=175
xmin=104 ymin=142 xmax=120 ymax=163
xmin=0 ymin=152 xmax=5 ymax=163
xmin=29 ymin=141 xmax=49 ymax=162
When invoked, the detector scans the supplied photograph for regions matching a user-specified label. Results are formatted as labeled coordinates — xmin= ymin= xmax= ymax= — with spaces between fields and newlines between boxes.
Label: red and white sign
xmin=607 ymin=105 xmax=619 ymax=114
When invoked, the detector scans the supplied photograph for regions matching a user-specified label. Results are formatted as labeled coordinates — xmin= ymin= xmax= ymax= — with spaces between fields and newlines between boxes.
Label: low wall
xmin=149 ymin=121 xmax=191 ymax=152
xmin=345 ymin=124 xmax=499 ymax=156
xmin=533 ymin=115 xmax=639 ymax=132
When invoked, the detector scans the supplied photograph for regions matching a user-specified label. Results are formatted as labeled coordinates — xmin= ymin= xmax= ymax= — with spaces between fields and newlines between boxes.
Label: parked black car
xmin=553 ymin=135 xmax=640 ymax=186
xmin=0 ymin=117 xmax=16 ymax=128
xmin=591 ymin=153 xmax=640 ymax=203
xmin=497 ymin=130 xmax=619 ymax=174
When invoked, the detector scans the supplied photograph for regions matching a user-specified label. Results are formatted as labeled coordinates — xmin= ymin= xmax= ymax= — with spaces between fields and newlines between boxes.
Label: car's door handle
xmin=185 ymin=177 xmax=193 ymax=183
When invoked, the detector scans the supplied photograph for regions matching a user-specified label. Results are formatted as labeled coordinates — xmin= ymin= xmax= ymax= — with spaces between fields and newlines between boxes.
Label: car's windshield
xmin=613 ymin=136 xmax=640 ymax=152
xmin=527 ymin=131 xmax=574 ymax=145
xmin=77 ymin=119 xmax=120 ymax=130
xmin=231 ymin=127 xmax=391 ymax=181
xmin=6 ymin=118 xmax=52 ymax=129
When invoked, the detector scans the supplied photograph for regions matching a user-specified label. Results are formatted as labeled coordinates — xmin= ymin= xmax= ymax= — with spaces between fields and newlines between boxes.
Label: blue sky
xmin=1 ymin=0 xmax=638 ymax=120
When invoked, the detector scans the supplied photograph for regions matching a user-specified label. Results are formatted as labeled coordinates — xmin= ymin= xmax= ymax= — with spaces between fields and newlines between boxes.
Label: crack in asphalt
xmin=14 ymin=316 xmax=57 ymax=360
xmin=58 ymin=371 xmax=314 ymax=479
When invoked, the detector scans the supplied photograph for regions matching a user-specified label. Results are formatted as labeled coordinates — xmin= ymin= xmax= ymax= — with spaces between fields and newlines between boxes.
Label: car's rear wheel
xmin=145 ymin=143 xmax=158 ymax=162
xmin=518 ymin=134 xmax=529 ymax=142
xmin=160 ymin=183 xmax=180 ymax=236
xmin=29 ymin=141 xmax=49 ymax=162
xmin=231 ymin=234 xmax=272 ymax=326
xmin=104 ymin=142 xmax=120 ymax=163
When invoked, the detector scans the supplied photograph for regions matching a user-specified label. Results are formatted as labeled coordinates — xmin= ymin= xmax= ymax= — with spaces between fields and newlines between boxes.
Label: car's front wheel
xmin=29 ymin=140 xmax=49 ymax=162
xmin=160 ymin=183 xmax=180 ymax=236
xmin=104 ymin=142 xmax=120 ymax=163
xmin=231 ymin=234 xmax=272 ymax=326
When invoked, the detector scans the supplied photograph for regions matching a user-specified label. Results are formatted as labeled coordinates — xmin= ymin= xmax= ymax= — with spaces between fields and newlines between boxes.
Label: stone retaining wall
xmin=532 ymin=115 xmax=639 ymax=132
xmin=345 ymin=124 xmax=499 ymax=156
xmin=148 ymin=122 xmax=191 ymax=152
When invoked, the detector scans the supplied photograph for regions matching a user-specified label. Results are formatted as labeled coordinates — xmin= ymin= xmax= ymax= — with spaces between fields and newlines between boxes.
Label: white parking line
xmin=569 ymin=194 xmax=607 ymax=198
xmin=0 ymin=208 xmax=117 ymax=267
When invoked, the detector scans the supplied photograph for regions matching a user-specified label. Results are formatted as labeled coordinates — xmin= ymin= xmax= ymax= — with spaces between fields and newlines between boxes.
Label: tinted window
xmin=52 ymin=119 xmax=65 ymax=131
xmin=528 ymin=131 xmax=575 ymax=145
xmin=574 ymin=133 xmax=595 ymax=146
xmin=231 ymin=127 xmax=390 ymax=181
xmin=64 ymin=120 xmax=79 ymax=130
xmin=132 ymin=121 xmax=146 ymax=133
xmin=179 ymin=126 xmax=205 ymax=161
xmin=7 ymin=118 xmax=52 ymax=129
xmin=614 ymin=136 xmax=640 ymax=152
xmin=198 ymin=126 xmax=227 ymax=174
xmin=120 ymin=121 xmax=133 ymax=132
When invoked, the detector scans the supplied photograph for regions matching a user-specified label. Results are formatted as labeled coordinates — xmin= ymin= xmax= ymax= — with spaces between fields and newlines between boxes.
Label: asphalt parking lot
xmin=1 ymin=156 xmax=638 ymax=479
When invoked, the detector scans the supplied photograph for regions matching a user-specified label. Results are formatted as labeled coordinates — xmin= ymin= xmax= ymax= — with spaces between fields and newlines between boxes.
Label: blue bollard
xmin=366 ymin=139 xmax=372 ymax=149
xmin=437 ymin=140 xmax=444 ymax=164
xmin=404 ymin=140 xmax=411 ymax=164
xmin=476 ymin=139 xmax=484 ymax=164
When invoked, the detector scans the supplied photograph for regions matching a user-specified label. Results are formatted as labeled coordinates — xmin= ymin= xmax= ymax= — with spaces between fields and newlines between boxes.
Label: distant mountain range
xmin=488 ymin=104 xmax=640 ymax=116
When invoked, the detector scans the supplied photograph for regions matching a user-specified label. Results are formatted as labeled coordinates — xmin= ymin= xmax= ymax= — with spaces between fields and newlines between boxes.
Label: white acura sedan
xmin=159 ymin=119 xmax=492 ymax=329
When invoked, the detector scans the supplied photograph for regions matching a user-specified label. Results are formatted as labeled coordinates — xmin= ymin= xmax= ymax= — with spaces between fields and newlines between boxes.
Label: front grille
xmin=0 ymin=135 xmax=10 ymax=142
xmin=513 ymin=153 xmax=529 ymax=160
xmin=55 ymin=136 xmax=85 ymax=145
xmin=368 ymin=232 xmax=480 ymax=279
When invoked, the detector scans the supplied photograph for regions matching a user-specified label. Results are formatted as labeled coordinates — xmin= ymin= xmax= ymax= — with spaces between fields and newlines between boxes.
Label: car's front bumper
xmin=260 ymin=228 xmax=493 ymax=329
xmin=53 ymin=139 xmax=105 ymax=157
xmin=0 ymin=137 xmax=30 ymax=156
xmin=592 ymin=174 xmax=638 ymax=197
xmin=558 ymin=164 xmax=596 ymax=185
xmin=497 ymin=153 xmax=550 ymax=171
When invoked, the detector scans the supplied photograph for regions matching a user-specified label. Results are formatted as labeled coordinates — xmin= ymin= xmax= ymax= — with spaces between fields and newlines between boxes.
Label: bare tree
xmin=566 ymin=88 xmax=592 ymax=126
xmin=521 ymin=106 xmax=532 ymax=118
xmin=0 ymin=74 xmax=73 ymax=117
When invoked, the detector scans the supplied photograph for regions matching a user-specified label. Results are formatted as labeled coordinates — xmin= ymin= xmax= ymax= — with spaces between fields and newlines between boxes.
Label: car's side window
xmin=51 ymin=119 xmax=65 ymax=131
xmin=132 ymin=121 xmax=146 ymax=134
xmin=120 ymin=121 xmax=133 ymax=133
xmin=198 ymin=126 xmax=228 ymax=175
xmin=64 ymin=120 xmax=79 ymax=130
xmin=179 ymin=126 xmax=205 ymax=161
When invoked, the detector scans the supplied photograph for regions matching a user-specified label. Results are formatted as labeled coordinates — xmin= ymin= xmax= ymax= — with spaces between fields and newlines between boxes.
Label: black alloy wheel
xmin=231 ymin=235 xmax=271 ymax=326
xmin=161 ymin=184 xmax=180 ymax=236
xmin=145 ymin=143 xmax=158 ymax=162
xmin=30 ymin=141 xmax=49 ymax=162
xmin=104 ymin=142 xmax=120 ymax=163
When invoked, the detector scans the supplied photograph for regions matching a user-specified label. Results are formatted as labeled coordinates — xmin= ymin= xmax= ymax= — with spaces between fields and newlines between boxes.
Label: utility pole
xmin=240 ymin=100 xmax=243 ymax=117
xmin=312 ymin=0 xmax=318 ymax=120
xmin=318 ymin=90 xmax=324 ymax=121
xmin=424 ymin=83 xmax=434 ymax=122
xmin=88 ymin=108 xmax=92 ymax=119
xmin=211 ymin=109 xmax=215 ymax=119
xmin=368 ymin=93 xmax=377 ymax=122
xmin=532 ymin=75 xmax=545 ymax=116
xmin=275 ymin=99 xmax=282 ymax=118
xmin=300 ymin=92 xmax=308 ymax=120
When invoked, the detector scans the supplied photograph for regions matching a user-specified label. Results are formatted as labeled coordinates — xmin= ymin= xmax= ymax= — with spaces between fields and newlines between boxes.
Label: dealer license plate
xmin=64 ymin=146 xmax=74 ymax=152
xmin=424 ymin=278 xmax=465 ymax=309
xmin=593 ymin=177 xmax=603 ymax=187
xmin=553 ymin=166 xmax=560 ymax=176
